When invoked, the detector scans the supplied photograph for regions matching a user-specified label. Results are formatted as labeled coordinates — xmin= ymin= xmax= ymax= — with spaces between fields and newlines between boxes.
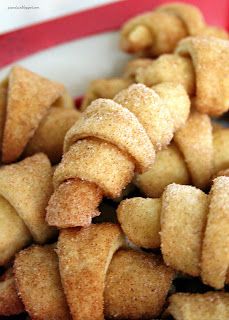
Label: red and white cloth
xmin=0 ymin=0 xmax=228 ymax=98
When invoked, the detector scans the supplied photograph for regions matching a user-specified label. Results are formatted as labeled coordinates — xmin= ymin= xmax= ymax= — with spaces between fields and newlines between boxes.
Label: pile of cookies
xmin=0 ymin=3 xmax=229 ymax=320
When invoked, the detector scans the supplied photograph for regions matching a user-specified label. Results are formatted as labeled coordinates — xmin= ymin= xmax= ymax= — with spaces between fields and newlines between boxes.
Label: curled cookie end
xmin=58 ymin=223 xmax=125 ymax=320
xmin=117 ymin=197 xmax=161 ymax=249
xmin=105 ymin=249 xmax=174 ymax=319
xmin=176 ymin=36 xmax=229 ymax=116
xmin=46 ymin=178 xmax=103 ymax=228
xmin=125 ymin=25 xmax=153 ymax=53
xmin=14 ymin=245 xmax=70 ymax=320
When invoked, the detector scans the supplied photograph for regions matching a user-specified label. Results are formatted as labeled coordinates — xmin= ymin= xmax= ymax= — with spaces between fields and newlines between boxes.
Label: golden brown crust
xmin=168 ymin=292 xmax=229 ymax=320
xmin=105 ymin=249 xmax=174 ymax=319
xmin=201 ymin=177 xmax=229 ymax=289
xmin=2 ymin=66 xmax=64 ymax=163
xmin=0 ymin=268 xmax=24 ymax=316
xmin=174 ymin=111 xmax=213 ymax=189
xmin=176 ymin=36 xmax=229 ymax=116
xmin=24 ymin=107 xmax=80 ymax=164
xmin=117 ymin=198 xmax=161 ymax=249
xmin=0 ymin=153 xmax=56 ymax=265
xmin=58 ymin=223 xmax=125 ymax=320
xmin=14 ymin=245 xmax=70 ymax=320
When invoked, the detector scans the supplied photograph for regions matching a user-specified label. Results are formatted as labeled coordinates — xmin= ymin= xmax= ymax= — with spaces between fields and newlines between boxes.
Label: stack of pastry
xmin=0 ymin=2 xmax=229 ymax=320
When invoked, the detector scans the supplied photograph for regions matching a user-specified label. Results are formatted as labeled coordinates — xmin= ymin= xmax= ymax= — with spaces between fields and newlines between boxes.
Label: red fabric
xmin=0 ymin=0 xmax=228 ymax=68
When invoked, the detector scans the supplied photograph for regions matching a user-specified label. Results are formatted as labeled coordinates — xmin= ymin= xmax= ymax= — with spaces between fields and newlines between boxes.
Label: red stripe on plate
xmin=0 ymin=0 xmax=228 ymax=68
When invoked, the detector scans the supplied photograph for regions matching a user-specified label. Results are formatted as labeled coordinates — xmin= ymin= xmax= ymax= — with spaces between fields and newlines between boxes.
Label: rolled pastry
xmin=46 ymin=83 xmax=190 ymax=227
xmin=0 ymin=66 xmax=80 ymax=164
xmin=11 ymin=223 xmax=174 ymax=320
xmin=136 ymin=36 xmax=229 ymax=116
xmin=118 ymin=176 xmax=229 ymax=289
xmin=0 ymin=153 xmax=56 ymax=266
xmin=120 ymin=2 xmax=228 ymax=56
xmin=136 ymin=115 xmax=229 ymax=197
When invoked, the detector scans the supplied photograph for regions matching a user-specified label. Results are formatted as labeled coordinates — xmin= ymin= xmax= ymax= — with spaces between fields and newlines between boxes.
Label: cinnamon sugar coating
xmin=47 ymin=178 xmax=103 ymax=227
xmin=14 ymin=245 xmax=70 ymax=320
xmin=47 ymin=83 xmax=190 ymax=228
